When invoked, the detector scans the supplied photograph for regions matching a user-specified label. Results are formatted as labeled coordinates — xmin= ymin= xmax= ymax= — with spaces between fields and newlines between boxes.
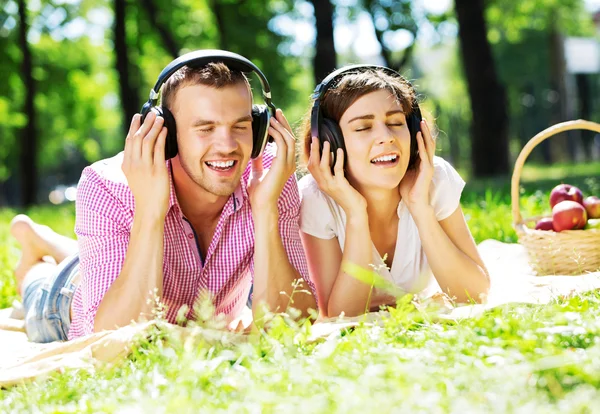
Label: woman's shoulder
xmin=297 ymin=173 xmax=339 ymax=239
xmin=432 ymin=155 xmax=462 ymax=178
xmin=298 ymin=173 xmax=331 ymax=204
xmin=429 ymin=156 xmax=466 ymax=220
xmin=431 ymin=156 xmax=465 ymax=188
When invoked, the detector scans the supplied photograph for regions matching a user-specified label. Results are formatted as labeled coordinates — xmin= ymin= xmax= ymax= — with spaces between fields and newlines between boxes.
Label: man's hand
xmin=248 ymin=108 xmax=296 ymax=211
xmin=121 ymin=111 xmax=170 ymax=219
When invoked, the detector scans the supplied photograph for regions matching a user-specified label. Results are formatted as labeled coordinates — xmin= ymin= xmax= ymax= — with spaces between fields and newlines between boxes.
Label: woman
xmin=297 ymin=65 xmax=490 ymax=318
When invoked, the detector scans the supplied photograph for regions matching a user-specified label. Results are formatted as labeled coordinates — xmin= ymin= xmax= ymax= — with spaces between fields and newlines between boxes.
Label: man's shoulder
xmin=81 ymin=152 xmax=128 ymax=185
xmin=77 ymin=152 xmax=133 ymax=207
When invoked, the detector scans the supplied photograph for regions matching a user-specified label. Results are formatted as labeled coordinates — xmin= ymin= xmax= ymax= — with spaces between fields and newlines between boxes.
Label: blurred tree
xmin=141 ymin=0 xmax=180 ymax=58
xmin=114 ymin=0 xmax=138 ymax=136
xmin=308 ymin=0 xmax=336 ymax=84
xmin=362 ymin=0 xmax=417 ymax=72
xmin=1 ymin=0 xmax=312 ymax=206
xmin=455 ymin=0 xmax=509 ymax=178
xmin=485 ymin=0 xmax=596 ymax=163
xmin=197 ymin=0 xmax=307 ymax=111
xmin=17 ymin=0 xmax=38 ymax=206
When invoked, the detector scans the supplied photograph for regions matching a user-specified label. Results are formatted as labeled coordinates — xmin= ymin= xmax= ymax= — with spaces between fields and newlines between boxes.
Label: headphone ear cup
xmin=140 ymin=102 xmax=153 ymax=122
xmin=320 ymin=118 xmax=346 ymax=173
xmin=151 ymin=106 xmax=178 ymax=160
xmin=251 ymin=104 xmax=270 ymax=159
xmin=407 ymin=105 xmax=423 ymax=169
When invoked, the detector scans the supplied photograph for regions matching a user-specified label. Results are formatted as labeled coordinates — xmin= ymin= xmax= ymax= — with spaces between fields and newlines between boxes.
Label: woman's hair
xmin=297 ymin=68 xmax=420 ymax=168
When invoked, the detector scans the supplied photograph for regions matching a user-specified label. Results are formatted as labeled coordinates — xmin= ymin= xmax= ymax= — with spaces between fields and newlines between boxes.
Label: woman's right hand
xmin=307 ymin=137 xmax=367 ymax=217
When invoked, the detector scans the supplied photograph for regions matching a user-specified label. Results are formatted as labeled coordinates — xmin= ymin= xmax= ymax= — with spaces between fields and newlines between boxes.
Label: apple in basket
xmin=583 ymin=196 xmax=600 ymax=219
xmin=552 ymin=200 xmax=588 ymax=232
xmin=549 ymin=184 xmax=584 ymax=208
xmin=535 ymin=217 xmax=554 ymax=231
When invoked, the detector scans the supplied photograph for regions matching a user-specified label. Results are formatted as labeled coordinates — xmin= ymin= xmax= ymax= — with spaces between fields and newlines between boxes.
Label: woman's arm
xmin=412 ymin=204 xmax=490 ymax=303
xmin=301 ymin=137 xmax=388 ymax=318
xmin=400 ymin=119 xmax=489 ymax=304
xmin=300 ymin=209 xmax=377 ymax=318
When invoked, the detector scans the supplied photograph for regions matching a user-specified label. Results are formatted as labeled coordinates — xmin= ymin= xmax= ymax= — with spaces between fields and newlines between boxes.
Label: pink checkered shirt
xmin=69 ymin=142 xmax=315 ymax=340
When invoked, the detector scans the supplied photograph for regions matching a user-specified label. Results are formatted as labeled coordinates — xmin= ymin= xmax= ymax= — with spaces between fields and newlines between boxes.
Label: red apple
xmin=535 ymin=217 xmax=554 ymax=231
xmin=583 ymin=196 xmax=600 ymax=219
xmin=549 ymin=184 xmax=584 ymax=208
xmin=552 ymin=200 xmax=588 ymax=231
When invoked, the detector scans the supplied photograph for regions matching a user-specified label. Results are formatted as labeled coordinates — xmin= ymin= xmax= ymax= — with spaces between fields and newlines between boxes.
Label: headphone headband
xmin=141 ymin=49 xmax=276 ymax=160
xmin=147 ymin=49 xmax=275 ymax=113
xmin=311 ymin=64 xmax=404 ymax=102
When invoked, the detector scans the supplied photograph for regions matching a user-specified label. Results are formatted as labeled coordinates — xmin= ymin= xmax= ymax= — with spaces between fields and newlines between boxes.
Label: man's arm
xmin=93 ymin=209 xmax=166 ymax=332
xmin=251 ymin=178 xmax=317 ymax=318
xmin=249 ymin=109 xmax=318 ymax=321
xmin=75 ymin=112 xmax=171 ymax=334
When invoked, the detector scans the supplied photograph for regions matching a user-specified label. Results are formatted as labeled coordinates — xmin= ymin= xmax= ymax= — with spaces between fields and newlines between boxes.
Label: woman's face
xmin=338 ymin=89 xmax=411 ymax=192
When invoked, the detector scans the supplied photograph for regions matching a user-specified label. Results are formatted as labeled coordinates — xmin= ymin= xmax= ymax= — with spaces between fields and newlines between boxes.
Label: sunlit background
xmin=2 ymin=0 xmax=600 ymax=207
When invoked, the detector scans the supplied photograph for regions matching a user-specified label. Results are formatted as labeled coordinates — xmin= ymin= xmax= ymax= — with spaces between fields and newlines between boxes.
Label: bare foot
xmin=10 ymin=214 xmax=77 ymax=294
xmin=10 ymin=215 xmax=47 ymax=259
xmin=10 ymin=214 xmax=77 ymax=263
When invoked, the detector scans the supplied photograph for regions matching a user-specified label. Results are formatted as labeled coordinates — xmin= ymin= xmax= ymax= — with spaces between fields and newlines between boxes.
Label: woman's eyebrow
xmin=347 ymin=110 xmax=405 ymax=124
xmin=347 ymin=114 xmax=374 ymax=123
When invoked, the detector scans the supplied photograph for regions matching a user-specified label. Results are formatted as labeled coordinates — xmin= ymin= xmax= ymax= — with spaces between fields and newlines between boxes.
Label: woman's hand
xmin=307 ymin=138 xmax=367 ymax=217
xmin=399 ymin=119 xmax=436 ymax=214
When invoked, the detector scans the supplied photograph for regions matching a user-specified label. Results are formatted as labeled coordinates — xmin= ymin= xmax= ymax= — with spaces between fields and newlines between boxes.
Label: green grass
xmin=1 ymin=164 xmax=599 ymax=412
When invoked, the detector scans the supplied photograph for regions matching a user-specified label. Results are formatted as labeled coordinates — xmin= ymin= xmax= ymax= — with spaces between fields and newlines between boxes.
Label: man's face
xmin=170 ymin=82 xmax=254 ymax=197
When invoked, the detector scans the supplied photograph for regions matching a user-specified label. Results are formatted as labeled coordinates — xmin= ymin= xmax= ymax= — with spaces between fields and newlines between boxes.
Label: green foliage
xmin=486 ymin=0 xmax=595 ymax=43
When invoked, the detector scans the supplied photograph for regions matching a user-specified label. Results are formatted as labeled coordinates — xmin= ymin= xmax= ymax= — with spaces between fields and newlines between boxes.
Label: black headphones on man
xmin=310 ymin=64 xmax=422 ymax=171
xmin=140 ymin=49 xmax=276 ymax=160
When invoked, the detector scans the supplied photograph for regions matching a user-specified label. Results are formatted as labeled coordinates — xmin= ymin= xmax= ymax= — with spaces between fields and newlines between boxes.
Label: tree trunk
xmin=210 ymin=0 xmax=229 ymax=50
xmin=309 ymin=0 xmax=336 ymax=84
xmin=364 ymin=0 xmax=415 ymax=72
xmin=17 ymin=0 xmax=37 ymax=206
xmin=455 ymin=0 xmax=510 ymax=177
xmin=141 ymin=0 xmax=179 ymax=58
xmin=576 ymin=73 xmax=593 ymax=159
xmin=548 ymin=18 xmax=573 ymax=163
xmin=114 ymin=0 xmax=138 ymax=137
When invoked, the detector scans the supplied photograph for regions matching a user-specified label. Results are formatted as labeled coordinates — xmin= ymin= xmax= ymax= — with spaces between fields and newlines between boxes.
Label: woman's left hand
xmin=399 ymin=119 xmax=436 ymax=213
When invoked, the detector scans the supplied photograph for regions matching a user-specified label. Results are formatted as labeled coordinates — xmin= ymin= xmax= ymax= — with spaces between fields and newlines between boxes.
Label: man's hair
xmin=160 ymin=62 xmax=251 ymax=112
xmin=297 ymin=69 xmax=418 ymax=166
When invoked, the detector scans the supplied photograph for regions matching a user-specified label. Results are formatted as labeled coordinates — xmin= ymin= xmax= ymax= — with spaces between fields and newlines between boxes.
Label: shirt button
xmin=188 ymin=233 xmax=194 ymax=239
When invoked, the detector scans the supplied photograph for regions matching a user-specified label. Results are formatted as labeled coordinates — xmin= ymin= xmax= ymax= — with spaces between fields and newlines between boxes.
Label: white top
xmin=298 ymin=156 xmax=466 ymax=299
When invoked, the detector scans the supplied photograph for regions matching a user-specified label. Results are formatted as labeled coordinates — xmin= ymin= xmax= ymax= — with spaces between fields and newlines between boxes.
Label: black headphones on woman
xmin=140 ymin=49 xmax=276 ymax=160
xmin=310 ymin=64 xmax=422 ymax=171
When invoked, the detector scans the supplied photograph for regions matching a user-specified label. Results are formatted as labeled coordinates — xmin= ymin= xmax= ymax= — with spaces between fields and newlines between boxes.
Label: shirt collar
xmin=167 ymin=160 xmax=179 ymax=211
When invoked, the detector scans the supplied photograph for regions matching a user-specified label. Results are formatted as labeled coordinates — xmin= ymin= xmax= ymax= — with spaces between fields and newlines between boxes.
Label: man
xmin=9 ymin=52 xmax=317 ymax=343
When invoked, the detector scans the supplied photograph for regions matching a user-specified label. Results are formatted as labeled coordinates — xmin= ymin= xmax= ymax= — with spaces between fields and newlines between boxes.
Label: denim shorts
xmin=22 ymin=253 xmax=80 ymax=343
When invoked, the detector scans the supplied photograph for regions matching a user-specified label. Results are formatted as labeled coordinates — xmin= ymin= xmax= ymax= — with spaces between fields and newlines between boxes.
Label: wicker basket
xmin=511 ymin=119 xmax=600 ymax=276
